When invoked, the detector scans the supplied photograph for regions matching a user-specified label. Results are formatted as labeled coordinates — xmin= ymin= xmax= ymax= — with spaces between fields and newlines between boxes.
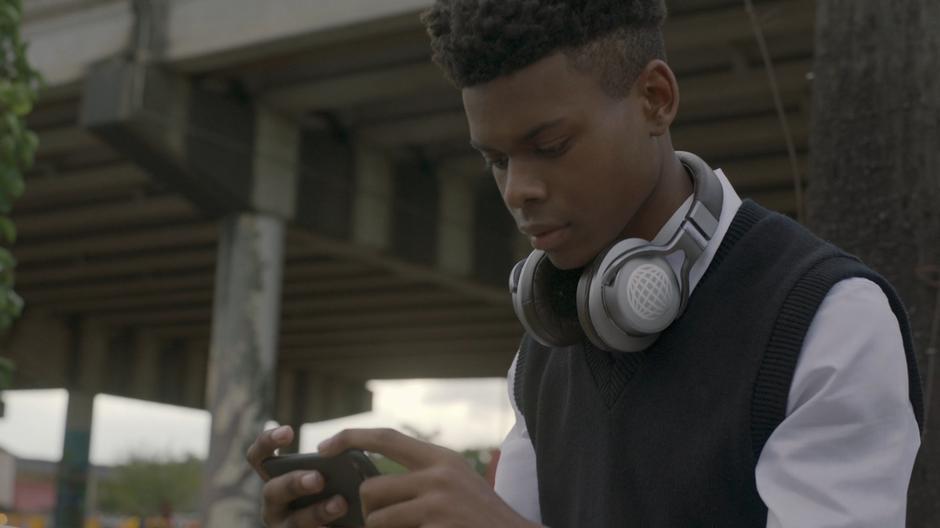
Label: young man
xmin=246 ymin=1 xmax=923 ymax=526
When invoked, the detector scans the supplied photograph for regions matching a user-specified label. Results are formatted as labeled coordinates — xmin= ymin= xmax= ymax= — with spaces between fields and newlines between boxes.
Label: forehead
xmin=461 ymin=53 xmax=611 ymax=145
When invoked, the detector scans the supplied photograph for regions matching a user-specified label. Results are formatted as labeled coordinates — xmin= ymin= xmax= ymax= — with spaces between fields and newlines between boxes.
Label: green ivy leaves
xmin=0 ymin=0 xmax=38 ymax=385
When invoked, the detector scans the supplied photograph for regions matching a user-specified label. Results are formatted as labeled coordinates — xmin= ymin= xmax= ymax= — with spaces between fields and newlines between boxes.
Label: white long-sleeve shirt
xmin=494 ymin=168 xmax=921 ymax=527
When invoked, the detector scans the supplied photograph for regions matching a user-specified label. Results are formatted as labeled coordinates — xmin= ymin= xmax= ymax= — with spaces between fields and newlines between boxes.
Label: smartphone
xmin=261 ymin=450 xmax=380 ymax=527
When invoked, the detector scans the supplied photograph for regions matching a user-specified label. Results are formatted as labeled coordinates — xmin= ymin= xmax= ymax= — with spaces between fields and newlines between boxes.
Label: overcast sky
xmin=0 ymin=378 xmax=514 ymax=466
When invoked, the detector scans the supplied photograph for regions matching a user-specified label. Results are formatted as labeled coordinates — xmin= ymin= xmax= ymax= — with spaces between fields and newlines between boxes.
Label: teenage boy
xmin=247 ymin=1 xmax=923 ymax=526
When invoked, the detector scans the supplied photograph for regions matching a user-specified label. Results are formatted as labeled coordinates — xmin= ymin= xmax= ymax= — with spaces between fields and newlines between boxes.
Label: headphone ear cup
xmin=578 ymin=239 xmax=680 ymax=352
xmin=510 ymin=250 xmax=584 ymax=347
xmin=604 ymin=256 xmax=681 ymax=335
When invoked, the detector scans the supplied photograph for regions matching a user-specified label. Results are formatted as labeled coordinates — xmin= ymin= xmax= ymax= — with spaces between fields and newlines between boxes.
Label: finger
xmin=364 ymin=497 xmax=426 ymax=528
xmin=318 ymin=428 xmax=451 ymax=470
xmin=282 ymin=494 xmax=348 ymax=528
xmin=247 ymin=425 xmax=294 ymax=479
xmin=359 ymin=474 xmax=420 ymax=517
xmin=262 ymin=470 xmax=325 ymax=514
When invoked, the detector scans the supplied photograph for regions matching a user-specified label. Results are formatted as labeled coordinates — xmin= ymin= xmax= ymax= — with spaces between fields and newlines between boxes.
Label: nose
xmin=501 ymin=160 xmax=548 ymax=210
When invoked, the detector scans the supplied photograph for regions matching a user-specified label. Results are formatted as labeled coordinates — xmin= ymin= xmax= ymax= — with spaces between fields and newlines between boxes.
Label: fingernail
xmin=325 ymin=496 xmax=344 ymax=515
xmin=301 ymin=472 xmax=321 ymax=491
xmin=272 ymin=426 xmax=290 ymax=443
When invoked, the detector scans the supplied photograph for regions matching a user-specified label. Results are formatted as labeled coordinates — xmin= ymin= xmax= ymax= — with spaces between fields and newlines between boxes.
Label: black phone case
xmin=261 ymin=450 xmax=380 ymax=528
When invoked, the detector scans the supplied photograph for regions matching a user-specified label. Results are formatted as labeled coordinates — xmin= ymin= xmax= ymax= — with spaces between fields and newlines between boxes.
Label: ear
xmin=637 ymin=60 xmax=679 ymax=137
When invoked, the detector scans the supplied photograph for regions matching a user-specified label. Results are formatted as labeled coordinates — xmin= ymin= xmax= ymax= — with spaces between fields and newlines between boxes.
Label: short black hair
xmin=422 ymin=0 xmax=668 ymax=96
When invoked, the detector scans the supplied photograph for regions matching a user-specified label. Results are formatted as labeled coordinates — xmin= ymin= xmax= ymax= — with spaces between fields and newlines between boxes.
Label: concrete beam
xmin=289 ymin=227 xmax=508 ymax=306
xmin=16 ymin=247 xmax=218 ymax=286
xmin=23 ymin=0 xmax=812 ymax=97
xmin=14 ymin=222 xmax=218 ymax=264
xmin=80 ymin=58 xmax=263 ymax=216
xmin=21 ymin=274 xmax=213 ymax=305
xmin=715 ymin=154 xmax=807 ymax=191
xmin=23 ymin=0 xmax=433 ymax=92
xmin=358 ymin=111 xmax=468 ymax=147
xmin=20 ymin=270 xmax=404 ymax=307
xmin=35 ymin=126 xmax=108 ymax=159
xmin=263 ymin=62 xmax=451 ymax=114
xmin=14 ymin=195 xmax=197 ymax=241
xmin=23 ymin=1 xmax=133 ymax=93
xmin=672 ymin=112 xmax=810 ymax=160
xmin=664 ymin=0 xmax=814 ymax=54
xmin=164 ymin=0 xmax=432 ymax=71
xmin=17 ymin=163 xmax=150 ymax=210
xmin=677 ymin=59 xmax=812 ymax=120
xmin=355 ymin=58 xmax=812 ymax=150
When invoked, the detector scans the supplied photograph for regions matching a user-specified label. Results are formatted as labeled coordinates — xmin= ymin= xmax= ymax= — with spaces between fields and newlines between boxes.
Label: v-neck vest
xmin=513 ymin=200 xmax=924 ymax=528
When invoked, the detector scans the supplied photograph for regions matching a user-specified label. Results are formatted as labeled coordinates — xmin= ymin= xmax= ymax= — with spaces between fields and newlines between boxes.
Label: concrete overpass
xmin=2 ymin=0 xmax=815 ymax=526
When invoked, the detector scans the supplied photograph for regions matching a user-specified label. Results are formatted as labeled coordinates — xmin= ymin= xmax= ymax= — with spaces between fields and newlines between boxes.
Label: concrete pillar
xmin=352 ymin=142 xmax=393 ymax=250
xmin=53 ymin=390 xmax=94 ymax=528
xmin=54 ymin=317 xmax=105 ymax=528
xmin=274 ymin=369 xmax=304 ymax=454
xmin=200 ymin=213 xmax=286 ymax=528
xmin=473 ymin=177 xmax=517 ymax=285
xmin=251 ymin=109 xmax=298 ymax=218
xmin=436 ymin=160 xmax=478 ymax=276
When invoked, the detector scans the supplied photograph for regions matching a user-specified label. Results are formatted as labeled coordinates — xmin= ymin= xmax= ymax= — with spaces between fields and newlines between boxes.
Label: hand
xmin=246 ymin=425 xmax=349 ymax=527
xmin=318 ymin=427 xmax=540 ymax=528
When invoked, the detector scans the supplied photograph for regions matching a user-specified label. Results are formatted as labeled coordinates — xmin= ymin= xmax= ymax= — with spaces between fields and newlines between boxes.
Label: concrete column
xmin=274 ymin=369 xmax=304 ymax=454
xmin=54 ymin=318 xmax=104 ymax=528
xmin=251 ymin=109 xmax=299 ymax=218
xmin=473 ymin=178 xmax=517 ymax=285
xmin=200 ymin=213 xmax=286 ymax=528
xmin=352 ymin=142 xmax=393 ymax=250
xmin=53 ymin=390 xmax=94 ymax=528
xmin=436 ymin=166 xmax=476 ymax=276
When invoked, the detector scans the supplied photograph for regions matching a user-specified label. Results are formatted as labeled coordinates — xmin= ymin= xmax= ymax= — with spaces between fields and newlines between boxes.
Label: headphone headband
xmin=601 ymin=151 xmax=724 ymax=285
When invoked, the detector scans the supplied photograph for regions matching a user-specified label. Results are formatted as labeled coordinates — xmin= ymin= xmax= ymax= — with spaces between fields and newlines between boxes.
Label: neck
xmin=621 ymin=137 xmax=694 ymax=241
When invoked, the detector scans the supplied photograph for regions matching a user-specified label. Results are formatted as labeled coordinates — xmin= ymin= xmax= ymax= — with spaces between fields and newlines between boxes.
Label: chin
xmin=545 ymin=250 xmax=592 ymax=271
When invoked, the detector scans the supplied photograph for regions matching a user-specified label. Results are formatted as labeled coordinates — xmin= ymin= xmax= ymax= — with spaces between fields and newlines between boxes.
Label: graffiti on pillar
xmin=201 ymin=215 xmax=283 ymax=528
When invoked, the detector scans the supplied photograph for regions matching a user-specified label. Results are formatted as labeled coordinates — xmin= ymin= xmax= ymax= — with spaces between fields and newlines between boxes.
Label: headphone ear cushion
xmin=511 ymin=251 xmax=583 ymax=347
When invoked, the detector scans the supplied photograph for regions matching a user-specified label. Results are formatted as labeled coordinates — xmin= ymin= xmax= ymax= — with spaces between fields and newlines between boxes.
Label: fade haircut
xmin=421 ymin=0 xmax=668 ymax=97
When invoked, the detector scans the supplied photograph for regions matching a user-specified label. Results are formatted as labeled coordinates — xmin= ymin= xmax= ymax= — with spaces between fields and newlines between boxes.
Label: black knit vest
xmin=514 ymin=200 xmax=924 ymax=527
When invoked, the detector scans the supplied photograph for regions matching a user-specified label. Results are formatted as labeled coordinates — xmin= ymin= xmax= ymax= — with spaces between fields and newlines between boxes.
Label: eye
xmin=484 ymin=156 xmax=509 ymax=172
xmin=534 ymin=139 xmax=570 ymax=157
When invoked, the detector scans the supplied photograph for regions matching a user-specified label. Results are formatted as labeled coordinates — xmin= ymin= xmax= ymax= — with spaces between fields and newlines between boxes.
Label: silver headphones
xmin=509 ymin=151 xmax=724 ymax=353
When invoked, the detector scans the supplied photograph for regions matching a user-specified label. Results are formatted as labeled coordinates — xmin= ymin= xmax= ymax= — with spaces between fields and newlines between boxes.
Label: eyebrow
xmin=470 ymin=118 xmax=567 ymax=152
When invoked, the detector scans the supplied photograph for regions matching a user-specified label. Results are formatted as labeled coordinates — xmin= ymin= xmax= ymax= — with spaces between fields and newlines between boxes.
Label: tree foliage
xmin=96 ymin=455 xmax=204 ymax=516
xmin=0 ymin=0 xmax=40 ymax=389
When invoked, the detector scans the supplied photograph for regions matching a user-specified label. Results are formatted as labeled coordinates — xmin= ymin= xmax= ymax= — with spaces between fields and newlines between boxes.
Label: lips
xmin=520 ymin=223 xmax=571 ymax=251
